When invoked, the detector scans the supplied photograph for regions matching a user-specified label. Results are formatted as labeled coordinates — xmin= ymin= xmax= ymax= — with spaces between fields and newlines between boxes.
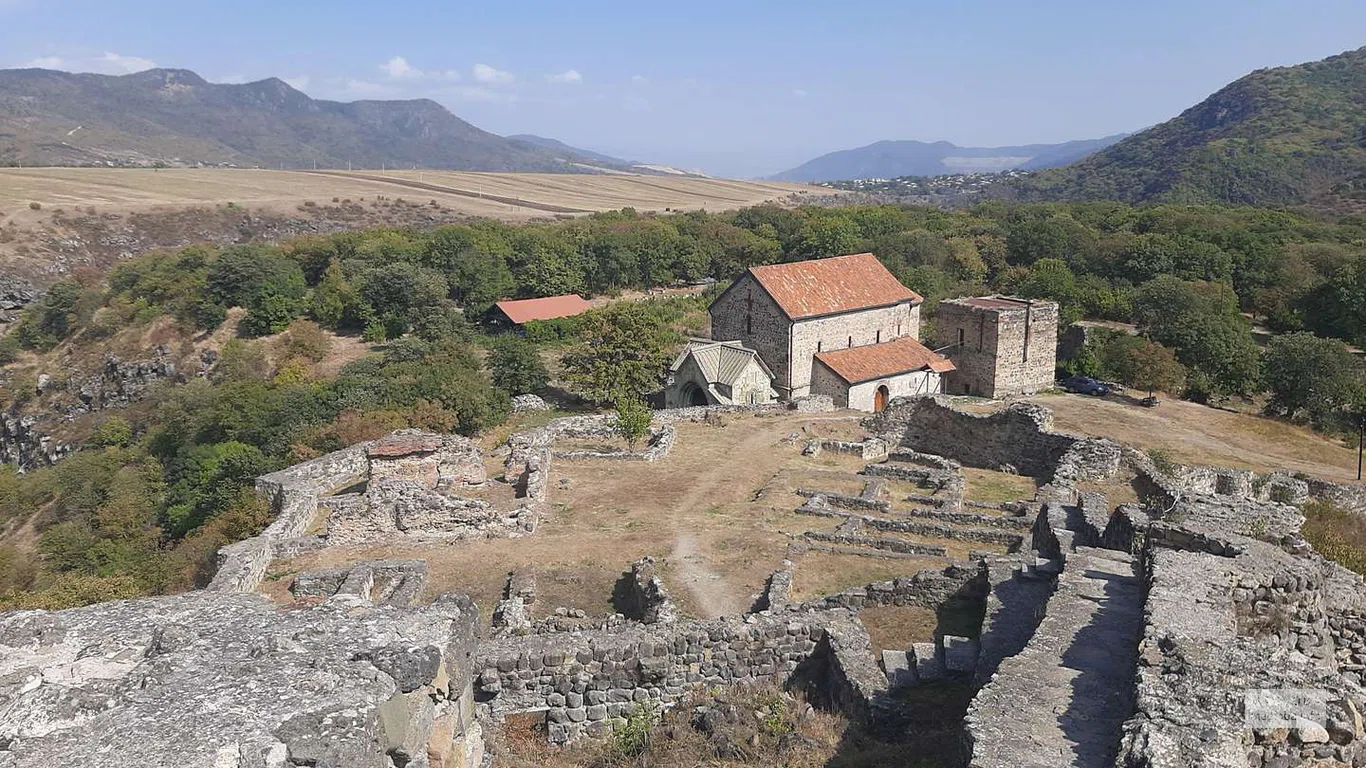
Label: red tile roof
xmin=814 ymin=337 xmax=956 ymax=385
xmin=495 ymin=295 xmax=593 ymax=324
xmin=748 ymin=253 xmax=922 ymax=320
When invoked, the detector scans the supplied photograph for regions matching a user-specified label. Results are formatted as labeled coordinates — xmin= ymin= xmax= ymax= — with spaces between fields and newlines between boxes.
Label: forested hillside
xmin=2 ymin=201 xmax=1364 ymax=610
xmin=1010 ymin=47 xmax=1366 ymax=212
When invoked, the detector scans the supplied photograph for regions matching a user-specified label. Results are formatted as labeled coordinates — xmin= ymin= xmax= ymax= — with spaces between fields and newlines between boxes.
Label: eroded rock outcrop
xmin=0 ymin=590 xmax=483 ymax=768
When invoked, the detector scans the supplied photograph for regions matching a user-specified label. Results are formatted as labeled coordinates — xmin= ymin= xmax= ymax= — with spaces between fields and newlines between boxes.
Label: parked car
xmin=1060 ymin=376 xmax=1110 ymax=396
xmin=1140 ymin=395 xmax=1160 ymax=408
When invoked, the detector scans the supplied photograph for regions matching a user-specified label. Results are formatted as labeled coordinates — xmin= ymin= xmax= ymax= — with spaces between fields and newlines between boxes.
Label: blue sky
xmin=3 ymin=0 xmax=1364 ymax=177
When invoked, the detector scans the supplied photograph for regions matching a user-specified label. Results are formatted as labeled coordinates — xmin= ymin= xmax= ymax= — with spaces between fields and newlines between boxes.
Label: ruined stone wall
xmin=209 ymin=444 xmax=369 ymax=592
xmin=1308 ymin=478 xmax=1366 ymax=514
xmin=475 ymin=611 xmax=836 ymax=744
xmin=709 ymin=275 xmax=794 ymax=395
xmin=866 ymin=396 xmax=1074 ymax=477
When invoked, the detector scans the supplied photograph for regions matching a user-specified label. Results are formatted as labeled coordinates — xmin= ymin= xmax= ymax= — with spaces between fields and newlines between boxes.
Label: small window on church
xmin=746 ymin=315 xmax=752 ymax=334
xmin=817 ymin=341 xmax=822 ymax=352
xmin=958 ymin=328 xmax=965 ymax=346
xmin=847 ymin=335 xmax=853 ymax=348
xmin=876 ymin=330 xmax=881 ymax=343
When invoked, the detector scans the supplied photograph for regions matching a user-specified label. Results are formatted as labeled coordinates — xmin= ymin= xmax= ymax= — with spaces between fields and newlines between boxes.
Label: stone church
xmin=703 ymin=253 xmax=955 ymax=412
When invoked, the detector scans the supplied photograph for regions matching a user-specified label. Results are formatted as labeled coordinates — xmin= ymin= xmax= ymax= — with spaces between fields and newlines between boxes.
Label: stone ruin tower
xmin=935 ymin=296 xmax=1058 ymax=399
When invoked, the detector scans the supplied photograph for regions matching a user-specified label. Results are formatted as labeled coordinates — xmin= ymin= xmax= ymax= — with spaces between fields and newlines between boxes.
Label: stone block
xmin=912 ymin=643 xmax=943 ymax=682
xmin=941 ymin=636 xmax=979 ymax=675
xmin=881 ymin=649 xmax=916 ymax=688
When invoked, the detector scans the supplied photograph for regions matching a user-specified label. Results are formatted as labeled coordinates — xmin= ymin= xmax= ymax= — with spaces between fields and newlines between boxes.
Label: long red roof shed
xmin=494 ymin=295 xmax=593 ymax=325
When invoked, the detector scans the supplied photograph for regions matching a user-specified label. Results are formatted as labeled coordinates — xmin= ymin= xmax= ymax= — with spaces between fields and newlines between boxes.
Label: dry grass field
xmin=1022 ymin=392 xmax=1363 ymax=481
xmin=0 ymin=168 xmax=820 ymax=224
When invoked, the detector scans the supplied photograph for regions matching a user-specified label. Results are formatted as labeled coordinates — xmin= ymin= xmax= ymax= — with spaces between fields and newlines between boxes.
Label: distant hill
xmin=1009 ymin=47 xmax=1366 ymax=211
xmin=0 ymin=68 xmax=622 ymax=172
xmin=508 ymin=134 xmax=709 ymax=177
xmin=508 ymin=134 xmax=635 ymax=167
xmin=769 ymin=135 xmax=1128 ymax=182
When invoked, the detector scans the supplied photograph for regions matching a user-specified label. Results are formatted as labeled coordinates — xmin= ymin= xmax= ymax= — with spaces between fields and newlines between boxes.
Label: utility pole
xmin=1358 ymin=415 xmax=1364 ymax=481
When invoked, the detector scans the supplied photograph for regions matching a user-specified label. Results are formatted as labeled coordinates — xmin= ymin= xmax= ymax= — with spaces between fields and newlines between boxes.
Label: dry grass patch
xmin=787 ymin=550 xmax=943 ymax=602
xmin=1027 ymin=392 xmax=1360 ymax=481
xmin=961 ymin=468 xmax=1040 ymax=504
xmin=1302 ymin=501 xmax=1366 ymax=575
xmin=861 ymin=605 xmax=939 ymax=651
xmin=491 ymin=685 xmax=853 ymax=768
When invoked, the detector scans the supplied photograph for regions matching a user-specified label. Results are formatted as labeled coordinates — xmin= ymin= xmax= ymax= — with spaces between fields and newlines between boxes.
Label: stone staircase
xmin=964 ymin=547 xmax=1144 ymax=768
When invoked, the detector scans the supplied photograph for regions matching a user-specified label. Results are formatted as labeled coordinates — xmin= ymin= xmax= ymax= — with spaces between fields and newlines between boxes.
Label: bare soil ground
xmin=1023 ymin=392 xmax=1362 ymax=481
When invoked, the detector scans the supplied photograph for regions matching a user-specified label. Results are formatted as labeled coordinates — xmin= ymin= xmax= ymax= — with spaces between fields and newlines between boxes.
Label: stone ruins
xmin=4 ymin=394 xmax=1366 ymax=767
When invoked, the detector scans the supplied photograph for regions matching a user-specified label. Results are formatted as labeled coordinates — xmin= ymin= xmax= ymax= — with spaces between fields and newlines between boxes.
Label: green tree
xmin=1262 ymin=332 xmax=1363 ymax=429
xmin=1132 ymin=277 xmax=1261 ymax=398
xmin=487 ymin=336 xmax=549 ymax=395
xmin=796 ymin=216 xmax=861 ymax=259
xmin=308 ymin=259 xmax=360 ymax=330
xmin=1101 ymin=336 xmax=1186 ymax=398
xmin=91 ymin=416 xmax=134 ymax=448
xmin=614 ymin=397 xmax=653 ymax=451
xmin=561 ymin=304 xmax=678 ymax=403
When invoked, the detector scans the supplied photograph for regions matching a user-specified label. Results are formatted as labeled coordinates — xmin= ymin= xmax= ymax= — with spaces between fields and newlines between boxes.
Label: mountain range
xmin=0 ymin=68 xmax=640 ymax=172
xmin=768 ymin=135 xmax=1130 ymax=182
xmin=1009 ymin=46 xmax=1366 ymax=211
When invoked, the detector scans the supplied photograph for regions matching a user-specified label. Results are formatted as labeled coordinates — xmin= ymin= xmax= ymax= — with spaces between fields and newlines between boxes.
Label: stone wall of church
xmin=709 ymin=275 xmax=793 ymax=394
xmin=788 ymin=303 xmax=919 ymax=397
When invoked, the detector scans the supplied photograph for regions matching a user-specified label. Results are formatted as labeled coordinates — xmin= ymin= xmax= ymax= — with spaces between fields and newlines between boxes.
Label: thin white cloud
xmin=792 ymin=88 xmax=808 ymax=98
xmin=630 ymin=75 xmax=648 ymax=86
xmin=343 ymin=78 xmax=386 ymax=95
xmin=96 ymin=52 xmax=156 ymax=74
xmin=382 ymin=56 xmax=418 ymax=79
xmin=473 ymin=63 xmax=515 ymax=85
xmin=451 ymin=86 xmax=517 ymax=103
xmin=18 ymin=52 xmax=155 ymax=75
xmin=22 ymin=56 xmax=64 ymax=69
xmin=546 ymin=69 xmax=582 ymax=84
xmin=218 ymin=74 xmax=248 ymax=84
xmin=284 ymin=75 xmax=311 ymax=92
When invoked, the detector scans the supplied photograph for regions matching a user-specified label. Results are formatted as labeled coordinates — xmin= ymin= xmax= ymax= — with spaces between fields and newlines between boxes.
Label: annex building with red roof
xmin=492 ymin=295 xmax=593 ymax=328
xmin=705 ymin=253 xmax=955 ymax=412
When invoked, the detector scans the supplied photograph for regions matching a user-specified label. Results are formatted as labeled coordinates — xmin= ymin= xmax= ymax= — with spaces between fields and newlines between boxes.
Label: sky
xmin=2 ymin=0 xmax=1365 ymax=178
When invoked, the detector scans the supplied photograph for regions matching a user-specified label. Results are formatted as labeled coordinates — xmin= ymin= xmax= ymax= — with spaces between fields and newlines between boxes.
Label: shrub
xmin=28 ymin=202 xmax=41 ymax=211
xmin=487 ymin=336 xmax=549 ymax=395
xmin=614 ymin=397 xmax=653 ymax=451
xmin=1147 ymin=448 xmax=1178 ymax=477
xmin=273 ymin=319 xmax=332 ymax=363
xmin=1302 ymin=500 xmax=1366 ymax=575
xmin=91 ymin=416 xmax=133 ymax=448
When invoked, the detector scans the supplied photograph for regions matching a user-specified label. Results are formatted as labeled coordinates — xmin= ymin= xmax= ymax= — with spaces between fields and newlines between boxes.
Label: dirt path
xmin=656 ymin=415 xmax=854 ymax=617
xmin=669 ymin=532 xmax=742 ymax=617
